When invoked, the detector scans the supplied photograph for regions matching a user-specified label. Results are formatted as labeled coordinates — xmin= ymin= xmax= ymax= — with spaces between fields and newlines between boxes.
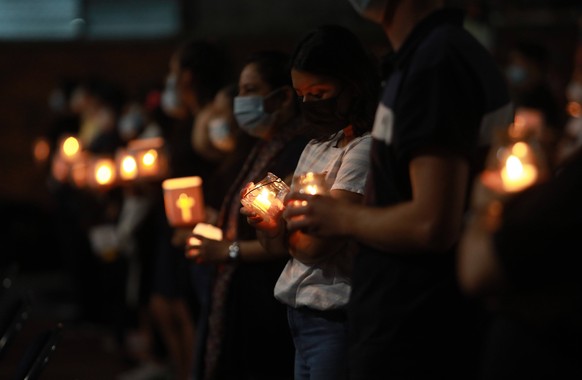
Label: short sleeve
xmin=330 ymin=135 xmax=372 ymax=195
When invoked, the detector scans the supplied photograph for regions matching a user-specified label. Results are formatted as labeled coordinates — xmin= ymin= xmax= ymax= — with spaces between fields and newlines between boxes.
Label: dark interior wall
xmin=0 ymin=1 xmax=580 ymax=208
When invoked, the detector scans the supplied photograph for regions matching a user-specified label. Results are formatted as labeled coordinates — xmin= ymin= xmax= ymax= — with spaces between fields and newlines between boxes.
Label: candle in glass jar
xmin=293 ymin=172 xmax=329 ymax=195
xmin=92 ymin=158 xmax=117 ymax=186
xmin=241 ymin=172 xmax=289 ymax=222
xmin=500 ymin=154 xmax=538 ymax=193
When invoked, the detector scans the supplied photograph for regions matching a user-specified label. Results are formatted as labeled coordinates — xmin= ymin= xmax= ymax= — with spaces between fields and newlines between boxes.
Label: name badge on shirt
xmin=371 ymin=103 xmax=394 ymax=145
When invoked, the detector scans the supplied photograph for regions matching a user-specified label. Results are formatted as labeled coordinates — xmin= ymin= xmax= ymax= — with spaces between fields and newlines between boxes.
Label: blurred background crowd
xmin=0 ymin=0 xmax=581 ymax=379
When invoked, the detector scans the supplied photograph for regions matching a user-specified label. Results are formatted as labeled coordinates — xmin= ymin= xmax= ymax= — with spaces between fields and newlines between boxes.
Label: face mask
xmin=119 ymin=106 xmax=146 ymax=141
xmin=300 ymin=96 xmax=350 ymax=139
xmin=208 ymin=117 xmax=234 ymax=150
xmin=161 ymin=74 xmax=183 ymax=117
xmin=234 ymin=89 xmax=282 ymax=138
xmin=506 ymin=64 xmax=528 ymax=86
xmin=348 ymin=0 xmax=389 ymax=23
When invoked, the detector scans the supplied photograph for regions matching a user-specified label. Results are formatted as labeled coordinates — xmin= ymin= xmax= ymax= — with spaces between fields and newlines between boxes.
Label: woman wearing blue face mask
xmin=186 ymin=50 xmax=308 ymax=380
xmin=242 ymin=25 xmax=380 ymax=380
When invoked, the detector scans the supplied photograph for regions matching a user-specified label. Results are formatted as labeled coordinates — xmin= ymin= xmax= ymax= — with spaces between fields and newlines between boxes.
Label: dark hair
xmin=177 ymin=39 xmax=232 ymax=107
xmin=291 ymin=24 xmax=380 ymax=139
xmin=242 ymin=50 xmax=292 ymax=90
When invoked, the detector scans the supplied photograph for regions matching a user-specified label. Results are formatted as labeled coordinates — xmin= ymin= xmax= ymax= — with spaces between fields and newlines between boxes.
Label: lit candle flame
xmin=62 ymin=136 xmax=80 ymax=158
xmin=254 ymin=188 xmax=273 ymax=214
xmin=95 ymin=163 xmax=114 ymax=185
xmin=500 ymin=154 xmax=538 ymax=192
xmin=120 ymin=155 xmax=138 ymax=180
xmin=142 ymin=149 xmax=158 ymax=167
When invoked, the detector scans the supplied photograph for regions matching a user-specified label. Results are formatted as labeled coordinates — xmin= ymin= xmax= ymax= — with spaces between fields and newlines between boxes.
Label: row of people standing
xmin=42 ymin=0 xmax=582 ymax=379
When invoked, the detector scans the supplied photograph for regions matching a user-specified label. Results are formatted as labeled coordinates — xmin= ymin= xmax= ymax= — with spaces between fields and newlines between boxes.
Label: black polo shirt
xmin=349 ymin=8 xmax=511 ymax=380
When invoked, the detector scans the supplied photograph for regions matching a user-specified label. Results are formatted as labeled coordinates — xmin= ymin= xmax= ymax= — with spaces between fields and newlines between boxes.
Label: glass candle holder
xmin=162 ymin=176 xmax=206 ymax=228
xmin=127 ymin=137 xmax=168 ymax=180
xmin=480 ymin=126 xmax=548 ymax=195
xmin=240 ymin=172 xmax=290 ymax=223
xmin=87 ymin=156 xmax=117 ymax=188
xmin=292 ymin=172 xmax=329 ymax=195
xmin=115 ymin=148 xmax=138 ymax=182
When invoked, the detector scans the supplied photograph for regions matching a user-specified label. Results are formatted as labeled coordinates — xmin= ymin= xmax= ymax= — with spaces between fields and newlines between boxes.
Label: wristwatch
xmin=228 ymin=241 xmax=240 ymax=261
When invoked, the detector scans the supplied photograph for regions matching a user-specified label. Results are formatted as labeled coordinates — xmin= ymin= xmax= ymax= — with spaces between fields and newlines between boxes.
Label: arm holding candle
xmin=284 ymin=150 xmax=471 ymax=254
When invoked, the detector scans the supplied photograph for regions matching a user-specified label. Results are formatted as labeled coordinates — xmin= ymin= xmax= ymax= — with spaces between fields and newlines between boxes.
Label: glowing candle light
xmin=61 ymin=136 xmax=81 ymax=161
xmin=254 ymin=188 xmax=274 ymax=214
xmin=187 ymin=223 xmax=223 ymax=258
xmin=128 ymin=137 xmax=167 ymax=180
xmin=292 ymin=172 xmax=329 ymax=197
xmin=32 ymin=137 xmax=51 ymax=164
xmin=241 ymin=172 xmax=289 ymax=222
xmin=93 ymin=158 xmax=116 ymax=186
xmin=176 ymin=193 xmax=195 ymax=222
xmin=500 ymin=154 xmax=538 ymax=193
xmin=162 ymin=176 xmax=206 ymax=227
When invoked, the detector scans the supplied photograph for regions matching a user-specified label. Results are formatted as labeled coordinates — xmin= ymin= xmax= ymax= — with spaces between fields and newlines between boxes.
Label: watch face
xmin=229 ymin=242 xmax=240 ymax=260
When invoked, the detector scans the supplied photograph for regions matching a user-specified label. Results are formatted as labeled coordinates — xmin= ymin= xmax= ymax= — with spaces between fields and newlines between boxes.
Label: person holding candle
xmin=242 ymin=24 xmax=379 ymax=380
xmin=186 ymin=50 xmax=308 ymax=380
xmin=280 ymin=1 xmax=513 ymax=379
xmin=457 ymin=147 xmax=582 ymax=380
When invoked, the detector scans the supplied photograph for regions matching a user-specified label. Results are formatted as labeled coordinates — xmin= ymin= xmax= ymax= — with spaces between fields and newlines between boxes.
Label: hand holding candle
xmin=186 ymin=222 xmax=223 ymax=260
xmin=240 ymin=173 xmax=290 ymax=227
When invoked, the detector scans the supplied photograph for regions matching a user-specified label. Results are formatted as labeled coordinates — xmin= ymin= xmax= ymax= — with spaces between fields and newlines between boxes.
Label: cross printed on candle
xmin=176 ymin=193 xmax=196 ymax=222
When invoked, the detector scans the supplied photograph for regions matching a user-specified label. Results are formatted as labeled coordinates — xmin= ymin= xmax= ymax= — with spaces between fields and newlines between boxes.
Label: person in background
xmin=556 ymin=41 xmax=582 ymax=165
xmin=243 ymin=24 xmax=379 ymax=380
xmin=457 ymin=147 xmax=582 ymax=380
xmin=148 ymin=39 xmax=233 ymax=380
xmin=504 ymin=41 xmax=567 ymax=169
xmin=186 ymin=50 xmax=307 ymax=380
xmin=282 ymin=1 xmax=512 ymax=379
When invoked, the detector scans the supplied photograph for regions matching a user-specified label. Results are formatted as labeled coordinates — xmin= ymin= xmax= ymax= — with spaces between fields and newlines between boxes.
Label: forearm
xmin=239 ymin=238 xmax=288 ymax=262
xmin=345 ymin=201 xmax=462 ymax=254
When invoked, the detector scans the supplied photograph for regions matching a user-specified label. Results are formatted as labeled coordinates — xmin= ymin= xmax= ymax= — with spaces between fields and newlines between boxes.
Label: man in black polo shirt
xmin=283 ymin=0 xmax=512 ymax=379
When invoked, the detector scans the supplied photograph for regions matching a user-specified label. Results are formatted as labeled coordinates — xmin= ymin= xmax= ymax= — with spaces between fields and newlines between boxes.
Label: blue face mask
xmin=233 ymin=89 xmax=282 ymax=138
xmin=119 ymin=105 xmax=146 ymax=141
xmin=348 ymin=0 xmax=389 ymax=23
xmin=161 ymin=74 xmax=184 ymax=117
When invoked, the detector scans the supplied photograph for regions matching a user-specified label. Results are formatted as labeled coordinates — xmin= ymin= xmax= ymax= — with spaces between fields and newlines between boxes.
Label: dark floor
xmin=0 ymin=268 xmax=165 ymax=380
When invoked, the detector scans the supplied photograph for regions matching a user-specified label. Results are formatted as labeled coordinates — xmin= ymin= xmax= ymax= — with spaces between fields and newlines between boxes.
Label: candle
xmin=116 ymin=149 xmax=138 ymax=181
xmin=92 ymin=158 xmax=117 ymax=187
xmin=127 ymin=137 xmax=168 ymax=180
xmin=60 ymin=136 xmax=81 ymax=162
xmin=32 ymin=137 xmax=51 ymax=164
xmin=241 ymin=172 xmax=289 ymax=222
xmin=162 ymin=176 xmax=206 ymax=227
xmin=500 ymin=155 xmax=538 ymax=193
xmin=188 ymin=222 xmax=223 ymax=249
xmin=293 ymin=172 xmax=329 ymax=195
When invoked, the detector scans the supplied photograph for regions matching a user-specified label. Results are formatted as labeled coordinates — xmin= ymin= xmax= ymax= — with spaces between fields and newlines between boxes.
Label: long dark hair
xmin=177 ymin=40 xmax=233 ymax=107
xmin=291 ymin=24 xmax=380 ymax=140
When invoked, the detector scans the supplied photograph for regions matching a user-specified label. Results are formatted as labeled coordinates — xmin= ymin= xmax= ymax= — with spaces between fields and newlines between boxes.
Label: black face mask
xmin=299 ymin=96 xmax=351 ymax=140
